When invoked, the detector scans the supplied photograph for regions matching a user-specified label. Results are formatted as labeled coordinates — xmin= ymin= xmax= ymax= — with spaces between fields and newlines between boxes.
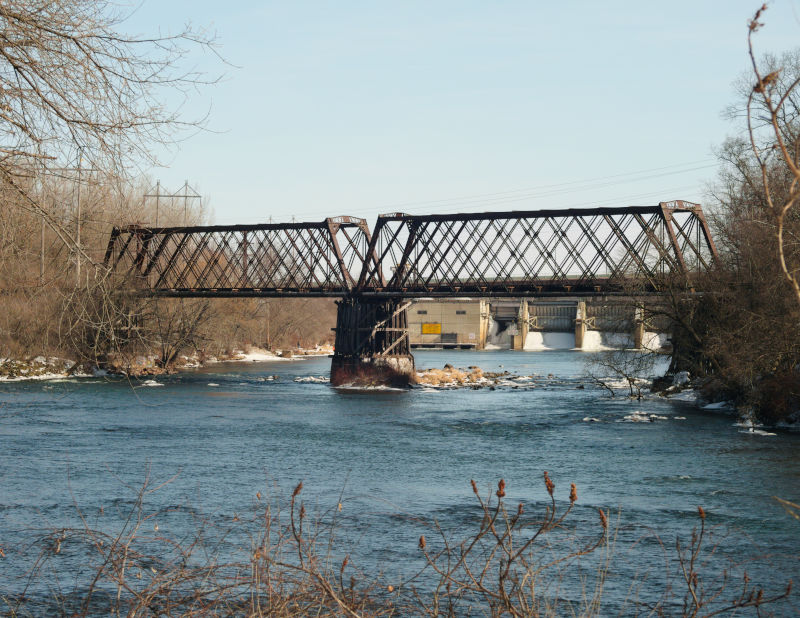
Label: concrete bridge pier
xmin=478 ymin=299 xmax=490 ymax=350
xmin=330 ymin=296 xmax=416 ymax=387
xmin=633 ymin=305 xmax=645 ymax=350
xmin=512 ymin=300 xmax=529 ymax=350
xmin=574 ymin=301 xmax=587 ymax=350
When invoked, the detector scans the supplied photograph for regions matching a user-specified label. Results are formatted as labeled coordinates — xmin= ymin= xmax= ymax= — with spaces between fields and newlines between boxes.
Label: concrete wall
xmin=408 ymin=299 xmax=483 ymax=348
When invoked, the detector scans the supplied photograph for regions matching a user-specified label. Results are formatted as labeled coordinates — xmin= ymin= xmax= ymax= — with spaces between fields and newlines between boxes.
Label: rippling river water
xmin=2 ymin=350 xmax=799 ymax=613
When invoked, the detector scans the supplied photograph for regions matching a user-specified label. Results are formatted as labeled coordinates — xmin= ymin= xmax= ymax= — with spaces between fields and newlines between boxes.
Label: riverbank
xmin=0 ymin=345 xmax=334 ymax=382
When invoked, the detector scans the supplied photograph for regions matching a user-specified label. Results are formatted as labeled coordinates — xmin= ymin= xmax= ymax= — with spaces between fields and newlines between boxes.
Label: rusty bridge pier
xmin=331 ymin=296 xmax=415 ymax=387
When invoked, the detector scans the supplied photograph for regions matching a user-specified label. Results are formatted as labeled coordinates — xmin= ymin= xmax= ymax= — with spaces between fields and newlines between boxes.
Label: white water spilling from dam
xmin=523 ymin=330 xmax=668 ymax=351
xmin=523 ymin=331 xmax=575 ymax=350
xmin=484 ymin=316 xmax=512 ymax=350
xmin=642 ymin=331 xmax=670 ymax=351
xmin=581 ymin=331 xmax=633 ymax=351
xmin=488 ymin=314 xmax=671 ymax=352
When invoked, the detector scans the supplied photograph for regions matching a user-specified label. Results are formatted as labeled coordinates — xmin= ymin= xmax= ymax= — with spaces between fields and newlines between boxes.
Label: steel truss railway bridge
xmin=104 ymin=200 xmax=717 ymax=385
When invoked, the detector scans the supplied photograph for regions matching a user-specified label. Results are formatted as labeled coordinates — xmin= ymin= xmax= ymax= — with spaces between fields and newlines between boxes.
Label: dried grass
xmin=416 ymin=366 xmax=484 ymax=386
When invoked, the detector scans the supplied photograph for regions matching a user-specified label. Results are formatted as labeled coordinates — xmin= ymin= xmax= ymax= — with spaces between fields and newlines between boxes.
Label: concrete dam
xmin=408 ymin=299 xmax=669 ymax=352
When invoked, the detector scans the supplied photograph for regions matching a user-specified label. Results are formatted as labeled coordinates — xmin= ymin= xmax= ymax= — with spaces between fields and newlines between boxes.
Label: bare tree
xmin=0 ymin=0 xmax=220 ymax=267
xmin=147 ymin=298 xmax=211 ymax=368
xmin=657 ymin=6 xmax=800 ymax=421
xmin=586 ymin=347 xmax=658 ymax=399
xmin=0 ymin=1 xmax=228 ymax=367
xmin=744 ymin=4 xmax=800 ymax=307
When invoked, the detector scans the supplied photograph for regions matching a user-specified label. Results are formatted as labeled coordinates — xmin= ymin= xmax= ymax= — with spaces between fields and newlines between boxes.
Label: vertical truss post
xmin=103 ymin=227 xmax=121 ymax=266
xmin=660 ymin=207 xmax=690 ymax=276
xmin=327 ymin=219 xmax=354 ymax=289
xmin=689 ymin=203 xmax=719 ymax=262
xmin=358 ymin=218 xmax=384 ymax=288
xmin=356 ymin=216 xmax=396 ymax=290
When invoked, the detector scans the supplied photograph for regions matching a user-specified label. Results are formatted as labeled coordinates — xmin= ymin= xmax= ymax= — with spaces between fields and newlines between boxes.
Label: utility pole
xmin=177 ymin=181 xmax=201 ymax=225
xmin=45 ymin=160 xmax=93 ymax=286
xmin=266 ymin=301 xmax=271 ymax=350
xmin=40 ymin=202 xmax=45 ymax=285
xmin=143 ymin=181 xmax=201 ymax=227
xmin=76 ymin=148 xmax=83 ymax=286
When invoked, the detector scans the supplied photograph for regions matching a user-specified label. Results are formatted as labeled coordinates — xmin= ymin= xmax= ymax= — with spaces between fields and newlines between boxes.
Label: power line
xmin=393 ymin=165 xmax=718 ymax=213
xmin=290 ymin=159 xmax=718 ymax=221
xmin=143 ymin=180 xmax=202 ymax=226
xmin=550 ymin=183 xmax=705 ymax=211
xmin=372 ymin=158 xmax=718 ymax=211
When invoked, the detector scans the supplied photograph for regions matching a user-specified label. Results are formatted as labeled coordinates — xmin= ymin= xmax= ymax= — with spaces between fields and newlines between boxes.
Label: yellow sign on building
xmin=421 ymin=323 xmax=442 ymax=334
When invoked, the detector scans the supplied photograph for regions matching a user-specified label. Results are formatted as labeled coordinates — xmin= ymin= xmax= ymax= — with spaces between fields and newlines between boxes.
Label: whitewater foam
xmin=581 ymin=331 xmax=633 ymax=351
xmin=523 ymin=331 xmax=574 ymax=350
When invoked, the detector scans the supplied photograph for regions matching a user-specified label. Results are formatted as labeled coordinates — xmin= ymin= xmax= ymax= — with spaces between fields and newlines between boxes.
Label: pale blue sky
xmin=127 ymin=1 xmax=800 ymax=224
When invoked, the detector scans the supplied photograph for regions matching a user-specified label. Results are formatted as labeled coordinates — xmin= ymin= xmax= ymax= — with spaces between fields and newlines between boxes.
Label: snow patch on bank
xmin=237 ymin=349 xmax=295 ymax=362
xmin=0 ymin=371 xmax=70 ymax=383
xmin=0 ymin=357 xmax=77 ymax=382
xmin=702 ymin=401 xmax=734 ymax=412
xmin=665 ymin=388 xmax=697 ymax=403
xmin=294 ymin=376 xmax=330 ymax=384
xmin=220 ymin=346 xmax=332 ymax=363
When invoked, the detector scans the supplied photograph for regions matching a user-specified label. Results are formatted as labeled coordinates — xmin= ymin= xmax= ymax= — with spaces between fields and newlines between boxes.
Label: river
xmin=1 ymin=350 xmax=798 ymax=614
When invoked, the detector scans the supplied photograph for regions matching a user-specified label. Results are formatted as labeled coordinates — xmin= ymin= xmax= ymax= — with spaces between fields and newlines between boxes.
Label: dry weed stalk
xmin=410 ymin=474 xmax=609 ymax=617
xmin=673 ymin=506 xmax=792 ymax=617
xmin=3 ymin=471 xmax=394 ymax=617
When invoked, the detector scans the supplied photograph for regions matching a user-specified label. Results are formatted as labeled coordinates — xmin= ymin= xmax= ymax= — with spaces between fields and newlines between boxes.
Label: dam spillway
xmin=407 ymin=298 xmax=669 ymax=352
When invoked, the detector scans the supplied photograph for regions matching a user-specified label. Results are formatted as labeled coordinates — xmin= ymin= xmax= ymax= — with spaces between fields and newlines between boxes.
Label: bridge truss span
xmin=103 ymin=217 xmax=373 ymax=297
xmin=102 ymin=200 xmax=718 ymax=386
xmin=356 ymin=201 xmax=717 ymax=297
